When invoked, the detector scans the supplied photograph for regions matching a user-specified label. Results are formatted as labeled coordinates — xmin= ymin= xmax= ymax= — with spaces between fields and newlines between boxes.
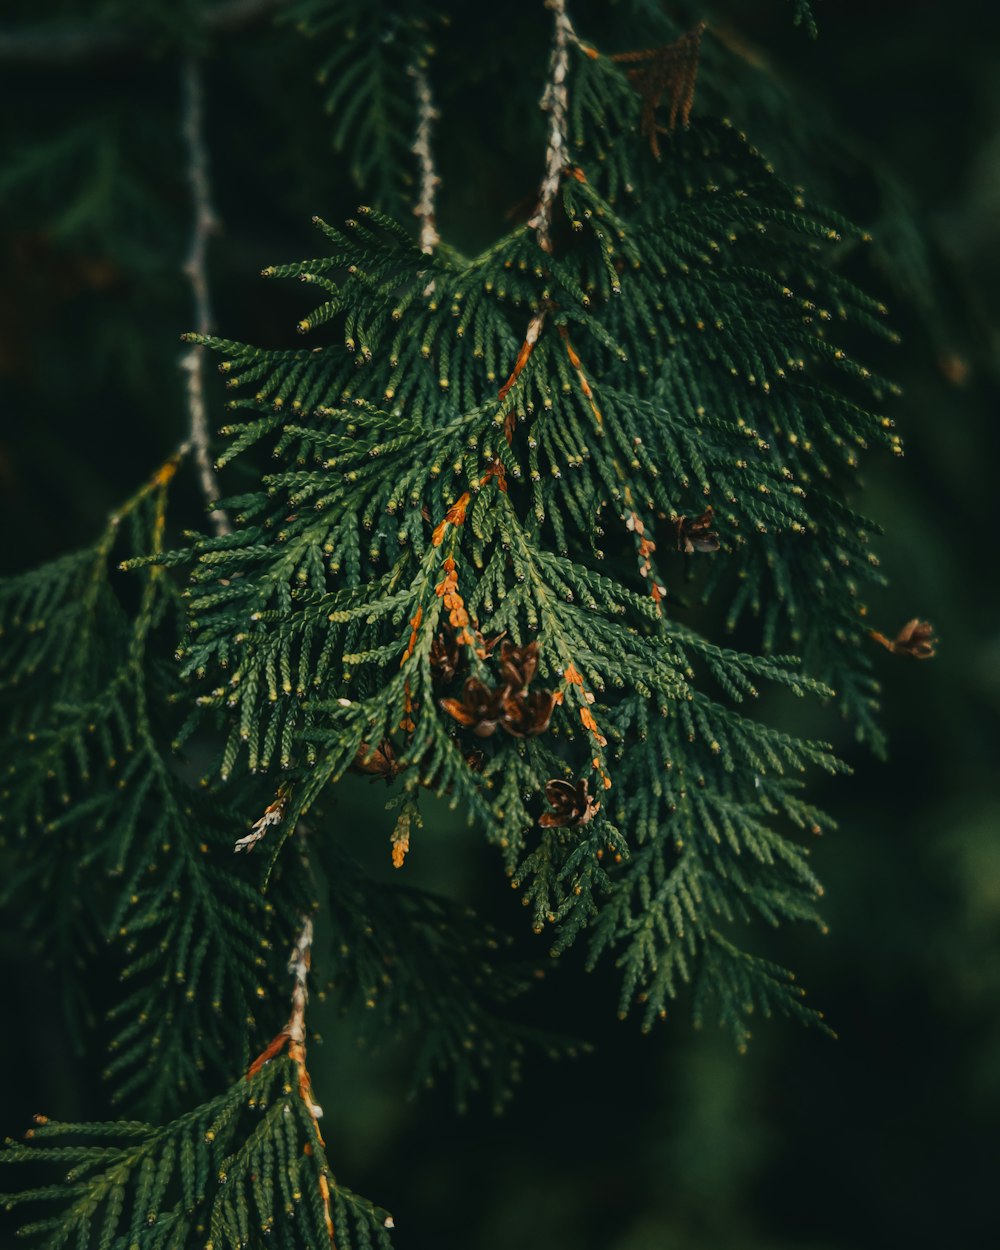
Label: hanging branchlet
xmin=246 ymin=914 xmax=338 ymax=1241
xmin=626 ymin=511 xmax=667 ymax=607
xmin=1 ymin=1045 xmax=395 ymax=1250
xmin=612 ymin=22 xmax=706 ymax=158
xmin=498 ymin=310 xmax=548 ymax=404
xmin=408 ymin=62 xmax=441 ymax=254
xmin=178 ymin=56 xmax=231 ymax=537
xmin=499 ymin=307 xmax=548 ymax=442
xmin=431 ymin=493 xmax=472 ymax=546
xmin=4 ymin=913 xmax=392 ymax=1250
xmin=870 ymin=618 xmax=938 ymax=659
xmin=561 ymin=662 xmax=610 ymax=787
xmin=390 ymin=795 xmax=423 ymax=869
xmin=558 ymin=325 xmax=603 ymax=426
xmin=435 ymin=554 xmax=475 ymax=647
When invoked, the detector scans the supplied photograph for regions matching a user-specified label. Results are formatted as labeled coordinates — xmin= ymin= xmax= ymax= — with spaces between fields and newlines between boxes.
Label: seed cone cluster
xmin=539 ymin=777 xmax=601 ymax=828
xmin=439 ymin=640 xmax=557 ymax=739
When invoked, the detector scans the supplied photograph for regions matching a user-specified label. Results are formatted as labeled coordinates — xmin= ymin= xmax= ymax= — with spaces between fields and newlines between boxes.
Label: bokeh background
xmin=1 ymin=1 xmax=999 ymax=1247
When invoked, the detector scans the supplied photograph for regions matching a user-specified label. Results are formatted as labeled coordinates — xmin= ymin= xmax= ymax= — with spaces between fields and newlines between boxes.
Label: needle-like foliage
xmin=1 ymin=1055 xmax=394 ymax=1250
xmin=0 ymin=0 xmax=933 ymax=1245
xmin=165 ymin=30 xmax=895 ymax=1043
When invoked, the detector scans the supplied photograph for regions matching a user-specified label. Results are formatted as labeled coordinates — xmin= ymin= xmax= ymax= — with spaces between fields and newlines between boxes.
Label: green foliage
xmin=785 ymin=0 xmax=818 ymax=39
xmin=0 ymin=1 xmax=933 ymax=1246
xmin=318 ymin=841 xmax=586 ymax=1114
xmin=0 ymin=1056 xmax=393 ymax=1250
xmin=166 ymin=40 xmax=893 ymax=1042
xmin=283 ymin=0 xmax=437 ymax=214
xmin=0 ymin=462 xmax=309 ymax=1116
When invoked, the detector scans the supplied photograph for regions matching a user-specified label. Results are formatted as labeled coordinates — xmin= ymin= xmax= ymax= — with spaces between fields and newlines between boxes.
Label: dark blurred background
xmin=1 ymin=1 xmax=999 ymax=1247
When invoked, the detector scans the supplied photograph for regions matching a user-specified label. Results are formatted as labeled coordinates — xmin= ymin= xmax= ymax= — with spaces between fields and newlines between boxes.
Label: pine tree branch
xmin=178 ymin=57 xmax=231 ymax=538
xmin=408 ymin=64 xmax=440 ymax=255
xmin=0 ymin=0 xmax=289 ymax=64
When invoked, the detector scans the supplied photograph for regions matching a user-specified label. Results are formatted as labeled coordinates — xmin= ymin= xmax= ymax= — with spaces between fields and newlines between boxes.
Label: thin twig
xmin=247 ymin=913 xmax=341 ymax=1241
xmin=409 ymin=63 xmax=441 ymax=255
xmin=527 ymin=0 xmax=579 ymax=255
xmin=179 ymin=57 xmax=231 ymax=537
xmin=284 ymin=914 xmax=315 ymax=1053
xmin=246 ymin=913 xmax=320 ymax=1108
xmin=234 ymin=787 xmax=287 ymax=852
xmin=505 ymin=6 xmax=598 ymax=431
xmin=497 ymin=308 xmax=548 ymax=443
xmin=500 ymin=0 xmax=581 ymax=435
xmin=0 ymin=0 xmax=288 ymax=64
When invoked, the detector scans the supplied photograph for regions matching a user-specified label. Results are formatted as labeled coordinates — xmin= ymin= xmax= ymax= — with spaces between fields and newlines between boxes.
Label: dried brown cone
xmin=479 ymin=632 xmax=506 ymax=659
xmin=439 ymin=638 xmax=557 ymax=740
xmin=674 ymin=505 xmax=720 ymax=554
xmin=500 ymin=687 xmax=558 ymax=739
xmin=539 ymin=778 xmax=601 ymax=828
xmin=350 ymin=739 xmax=401 ymax=781
xmin=871 ymin=618 xmax=938 ymax=660
xmin=439 ymin=677 xmax=506 ymax=738
xmin=429 ymin=630 xmax=463 ymax=685
xmin=498 ymin=639 xmax=539 ymax=692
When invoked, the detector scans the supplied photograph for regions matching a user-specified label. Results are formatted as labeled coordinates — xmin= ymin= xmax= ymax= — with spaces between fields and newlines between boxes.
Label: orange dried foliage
xmin=612 ymin=23 xmax=706 ymax=158
xmin=431 ymin=492 xmax=471 ymax=546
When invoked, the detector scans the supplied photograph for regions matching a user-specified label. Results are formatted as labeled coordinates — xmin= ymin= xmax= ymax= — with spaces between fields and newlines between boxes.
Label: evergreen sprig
xmin=1 ymin=1057 xmax=393 ymax=1250
xmin=0 ymin=459 xmax=308 ymax=1115
xmin=0 ymin=1 xmax=932 ymax=1244
xmin=318 ymin=842 xmax=586 ymax=1114
xmin=282 ymin=0 xmax=438 ymax=215
xmin=157 ymin=26 xmax=893 ymax=1045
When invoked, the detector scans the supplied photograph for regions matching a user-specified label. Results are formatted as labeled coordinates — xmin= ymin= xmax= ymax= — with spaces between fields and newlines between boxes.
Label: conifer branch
xmin=0 ymin=13 xmax=931 ymax=1189
xmin=245 ymin=912 xmax=357 ymax=1242
xmin=527 ymin=0 xmax=577 ymax=255
xmin=408 ymin=63 xmax=440 ymax=255
xmin=179 ymin=57 xmax=231 ymax=538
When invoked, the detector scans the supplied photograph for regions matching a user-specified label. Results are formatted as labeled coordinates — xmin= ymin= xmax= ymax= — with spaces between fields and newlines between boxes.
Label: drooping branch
xmin=409 ymin=63 xmax=441 ymax=255
xmin=0 ymin=0 xmax=288 ymax=64
xmin=179 ymin=57 xmax=231 ymax=537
